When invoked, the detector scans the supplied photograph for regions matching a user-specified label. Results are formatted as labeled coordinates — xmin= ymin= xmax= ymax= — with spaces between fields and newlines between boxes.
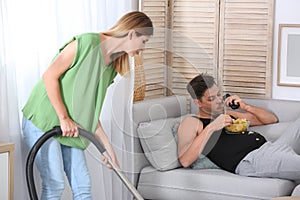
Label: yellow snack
xmin=225 ymin=118 xmax=249 ymax=133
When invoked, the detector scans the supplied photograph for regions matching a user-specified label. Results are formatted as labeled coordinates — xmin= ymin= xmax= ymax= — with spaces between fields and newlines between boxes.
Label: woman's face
xmin=126 ymin=31 xmax=150 ymax=57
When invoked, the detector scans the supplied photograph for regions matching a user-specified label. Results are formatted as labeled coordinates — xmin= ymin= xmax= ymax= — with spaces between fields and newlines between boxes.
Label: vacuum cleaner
xmin=26 ymin=126 xmax=144 ymax=200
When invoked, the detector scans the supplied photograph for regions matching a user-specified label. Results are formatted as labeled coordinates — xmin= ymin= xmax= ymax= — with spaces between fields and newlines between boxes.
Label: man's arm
xmin=225 ymin=95 xmax=278 ymax=126
xmin=177 ymin=114 xmax=232 ymax=168
xmin=177 ymin=116 xmax=204 ymax=167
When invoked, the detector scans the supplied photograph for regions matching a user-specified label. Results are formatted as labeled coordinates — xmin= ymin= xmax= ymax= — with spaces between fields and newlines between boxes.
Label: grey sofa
xmin=131 ymin=95 xmax=300 ymax=200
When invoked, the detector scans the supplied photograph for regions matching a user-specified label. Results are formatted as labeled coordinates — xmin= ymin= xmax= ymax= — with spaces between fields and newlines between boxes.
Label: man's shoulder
xmin=180 ymin=115 xmax=204 ymax=126
xmin=178 ymin=115 xmax=206 ymax=138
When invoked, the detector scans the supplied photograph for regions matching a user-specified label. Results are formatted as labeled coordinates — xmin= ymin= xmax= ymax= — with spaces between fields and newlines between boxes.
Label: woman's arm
xmin=94 ymin=120 xmax=119 ymax=169
xmin=42 ymin=40 xmax=78 ymax=137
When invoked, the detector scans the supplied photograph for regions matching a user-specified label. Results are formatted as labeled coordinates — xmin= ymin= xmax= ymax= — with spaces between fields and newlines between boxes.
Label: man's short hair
xmin=187 ymin=73 xmax=216 ymax=99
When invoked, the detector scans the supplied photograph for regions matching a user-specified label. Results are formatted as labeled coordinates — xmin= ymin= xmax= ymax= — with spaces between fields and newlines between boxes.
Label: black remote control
xmin=223 ymin=93 xmax=240 ymax=109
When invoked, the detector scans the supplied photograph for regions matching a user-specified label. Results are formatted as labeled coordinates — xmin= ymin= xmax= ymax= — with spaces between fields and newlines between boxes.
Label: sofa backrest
xmin=243 ymin=98 xmax=300 ymax=122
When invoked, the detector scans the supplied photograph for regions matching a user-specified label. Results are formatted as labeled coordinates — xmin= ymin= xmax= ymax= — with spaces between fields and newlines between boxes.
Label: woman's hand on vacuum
xmin=102 ymin=156 xmax=112 ymax=169
xmin=94 ymin=121 xmax=120 ymax=169
xmin=60 ymin=117 xmax=79 ymax=137
xmin=110 ymin=152 xmax=120 ymax=168
xmin=102 ymin=151 xmax=120 ymax=169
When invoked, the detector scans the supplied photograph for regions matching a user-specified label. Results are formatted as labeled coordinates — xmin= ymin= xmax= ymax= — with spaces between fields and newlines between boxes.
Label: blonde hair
xmin=102 ymin=11 xmax=153 ymax=76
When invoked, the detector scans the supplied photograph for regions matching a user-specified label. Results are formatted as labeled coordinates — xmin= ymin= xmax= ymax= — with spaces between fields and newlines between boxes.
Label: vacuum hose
xmin=26 ymin=126 xmax=144 ymax=200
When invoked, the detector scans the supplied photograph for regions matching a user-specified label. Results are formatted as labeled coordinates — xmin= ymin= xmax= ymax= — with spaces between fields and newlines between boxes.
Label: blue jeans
xmin=22 ymin=116 xmax=92 ymax=200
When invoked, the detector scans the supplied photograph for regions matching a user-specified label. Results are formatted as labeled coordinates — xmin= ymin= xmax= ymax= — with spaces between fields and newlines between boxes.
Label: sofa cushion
xmin=138 ymin=115 xmax=219 ymax=171
xmin=138 ymin=166 xmax=295 ymax=200
xmin=137 ymin=116 xmax=183 ymax=171
xmin=292 ymin=184 xmax=300 ymax=196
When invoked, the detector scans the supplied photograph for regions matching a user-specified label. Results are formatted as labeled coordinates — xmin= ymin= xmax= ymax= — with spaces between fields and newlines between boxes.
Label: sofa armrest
xmin=130 ymin=95 xmax=187 ymax=186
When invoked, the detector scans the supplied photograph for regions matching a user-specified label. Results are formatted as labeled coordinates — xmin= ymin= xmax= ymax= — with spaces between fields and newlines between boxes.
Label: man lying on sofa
xmin=177 ymin=73 xmax=300 ymax=180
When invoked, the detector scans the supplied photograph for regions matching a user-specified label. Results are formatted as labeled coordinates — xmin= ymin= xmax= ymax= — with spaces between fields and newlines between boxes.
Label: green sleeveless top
xmin=22 ymin=33 xmax=118 ymax=149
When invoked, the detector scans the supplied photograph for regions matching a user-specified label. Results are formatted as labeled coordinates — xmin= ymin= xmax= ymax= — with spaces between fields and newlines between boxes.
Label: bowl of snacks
xmin=225 ymin=118 xmax=250 ymax=134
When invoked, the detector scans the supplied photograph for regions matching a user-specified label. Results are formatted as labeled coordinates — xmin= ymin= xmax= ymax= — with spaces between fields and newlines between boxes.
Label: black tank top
xmin=194 ymin=116 xmax=266 ymax=173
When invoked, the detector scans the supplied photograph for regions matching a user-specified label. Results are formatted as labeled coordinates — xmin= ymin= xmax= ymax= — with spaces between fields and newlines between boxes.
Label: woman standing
xmin=22 ymin=11 xmax=153 ymax=199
